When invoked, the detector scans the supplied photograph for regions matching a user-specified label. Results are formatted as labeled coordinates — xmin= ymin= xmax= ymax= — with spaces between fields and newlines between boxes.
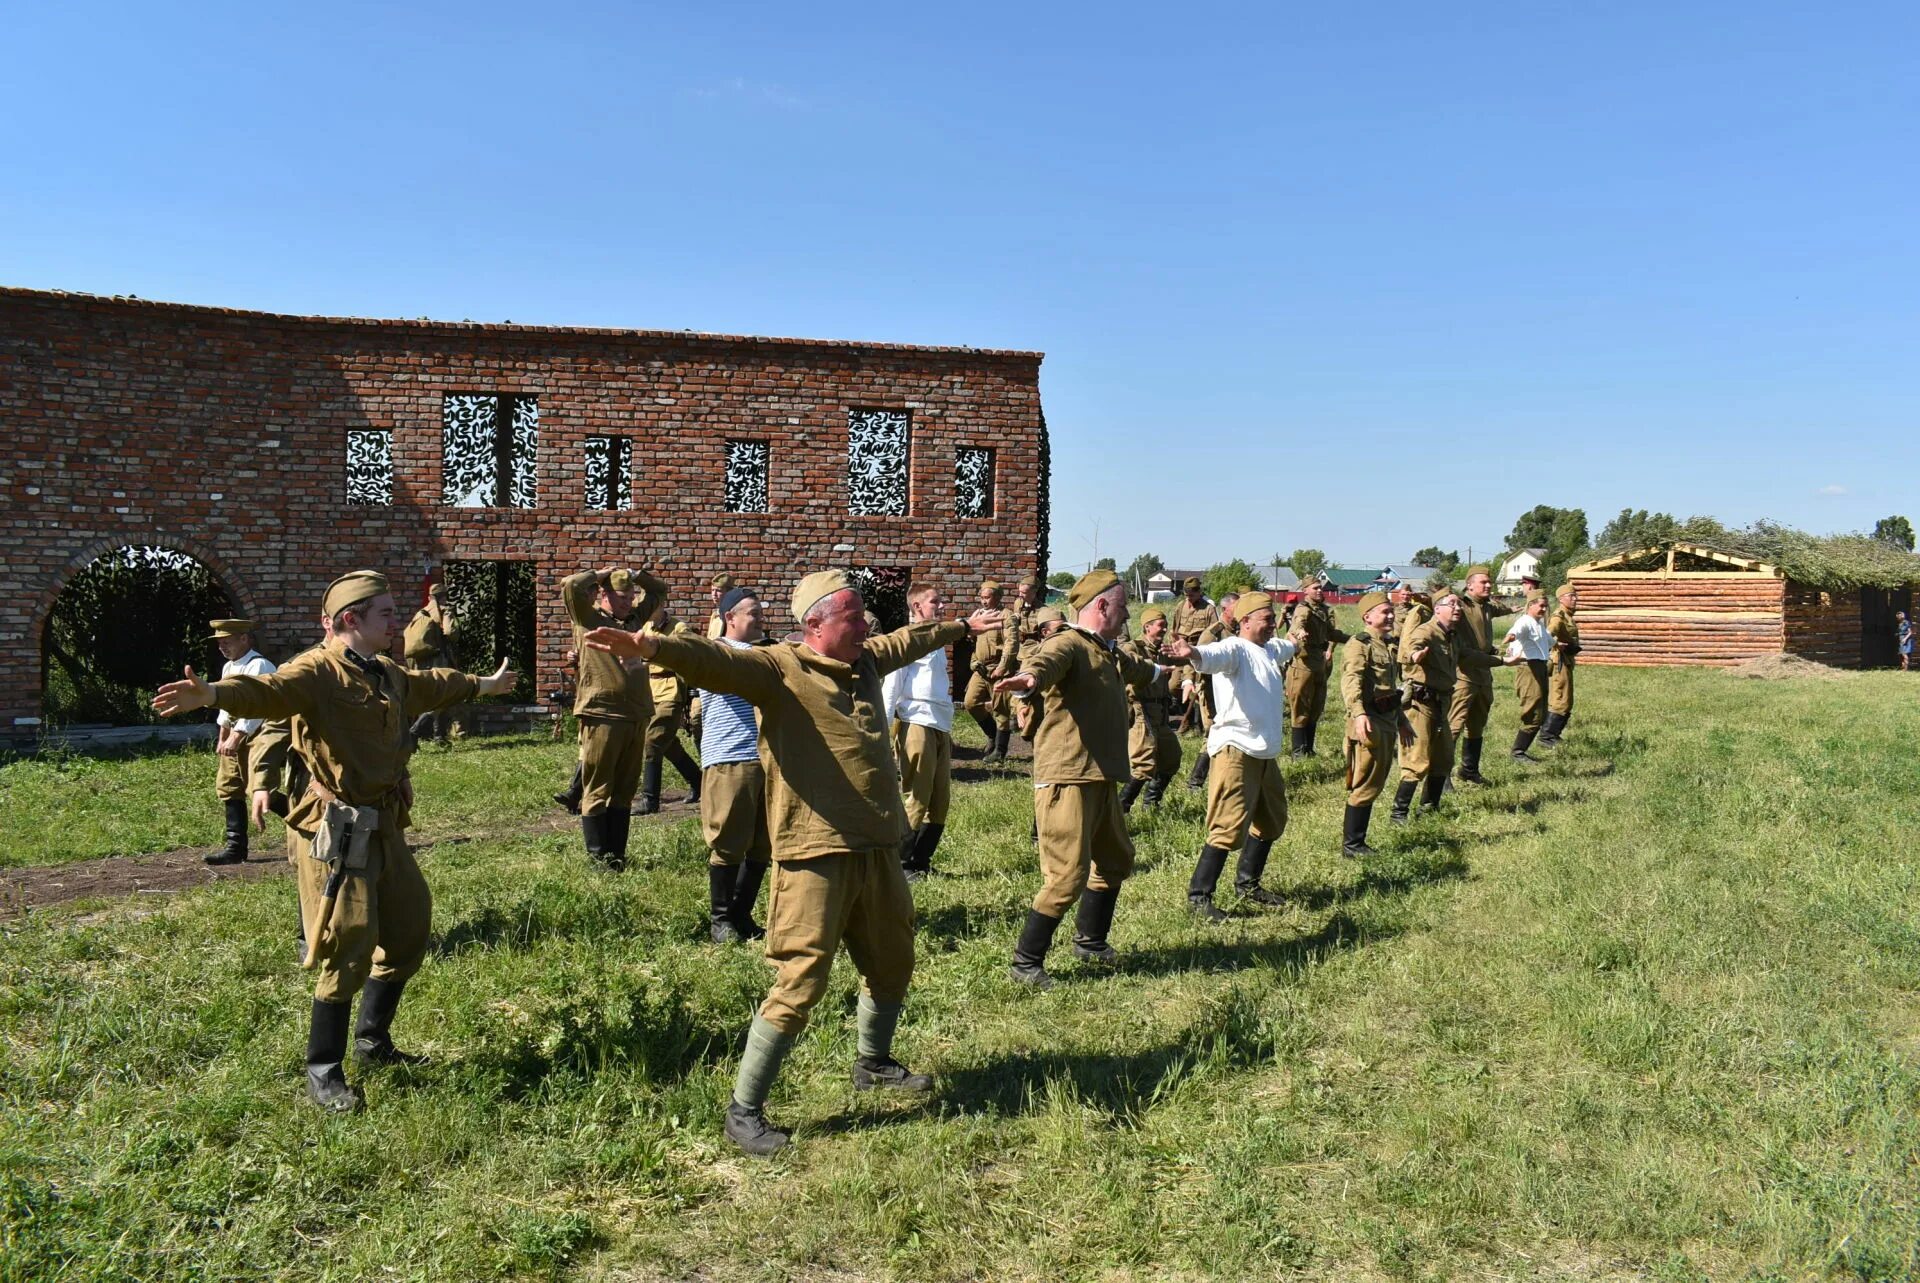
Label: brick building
xmin=0 ymin=287 xmax=1048 ymax=740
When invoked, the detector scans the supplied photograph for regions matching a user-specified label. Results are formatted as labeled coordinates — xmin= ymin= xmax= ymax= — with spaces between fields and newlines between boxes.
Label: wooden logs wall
xmin=1781 ymin=584 xmax=1862 ymax=668
xmin=1567 ymin=574 xmax=1787 ymax=667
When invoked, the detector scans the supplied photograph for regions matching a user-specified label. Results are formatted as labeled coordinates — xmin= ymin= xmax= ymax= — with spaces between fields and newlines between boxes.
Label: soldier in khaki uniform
xmin=883 ymin=582 xmax=957 ymax=879
xmin=1390 ymin=587 xmax=1462 ymax=823
xmin=401 ymin=584 xmax=459 ymax=745
xmin=1340 ymin=591 xmax=1410 ymax=858
xmin=1540 ymin=585 xmax=1580 ymax=745
xmin=695 ymin=588 xmax=772 ymax=942
xmin=994 ymin=570 xmax=1166 ymax=988
xmin=962 ymin=579 xmax=1012 ymax=760
xmin=638 ymin=606 xmax=703 ymax=814
xmin=705 ymin=573 xmax=736 ymax=639
xmin=562 ymin=565 xmax=668 ymax=868
xmin=155 ymin=571 xmax=515 ymax=1112
xmin=1502 ymin=590 xmax=1554 ymax=762
xmin=1007 ymin=607 xmax=1068 ymax=741
xmin=585 ymin=570 xmax=1001 ymax=1156
xmin=1120 ymin=605 xmax=1183 ymax=812
xmin=1449 ymin=566 xmax=1501 ymax=784
xmin=207 ymin=619 xmax=276 ymax=865
xmin=1397 ymin=584 xmax=1437 ymax=666
xmin=988 ymin=573 xmax=1046 ymax=755
xmin=1283 ymin=578 xmax=1349 ymax=757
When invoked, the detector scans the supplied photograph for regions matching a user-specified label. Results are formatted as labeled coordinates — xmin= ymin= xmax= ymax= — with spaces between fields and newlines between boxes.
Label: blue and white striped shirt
xmin=699 ymin=638 xmax=761 ymax=765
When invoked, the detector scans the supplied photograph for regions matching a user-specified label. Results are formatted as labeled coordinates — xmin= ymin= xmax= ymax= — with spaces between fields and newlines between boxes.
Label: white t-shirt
xmin=882 ymin=643 xmax=954 ymax=733
xmin=1189 ymin=635 xmax=1301 ymax=760
xmin=217 ymin=650 xmax=277 ymax=735
xmin=1504 ymin=614 xmax=1552 ymax=663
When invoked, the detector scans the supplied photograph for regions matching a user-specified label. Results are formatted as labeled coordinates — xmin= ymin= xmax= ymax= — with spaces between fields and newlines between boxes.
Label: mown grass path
xmin=2 ymin=668 xmax=1916 ymax=1281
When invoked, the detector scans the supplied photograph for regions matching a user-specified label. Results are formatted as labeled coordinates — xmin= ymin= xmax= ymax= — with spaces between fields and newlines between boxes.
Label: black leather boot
xmin=1188 ymin=845 xmax=1230 ymax=921
xmin=1457 ymin=737 xmax=1487 ymax=785
xmin=307 ymin=998 xmax=362 ymax=1112
xmin=1187 ymin=751 xmax=1211 ymax=791
xmin=582 ymin=813 xmax=613 ymax=866
xmin=910 ymin=822 xmax=943 ymax=876
xmin=606 ymin=811 xmax=631 ymax=872
xmin=553 ymin=761 xmax=584 ymax=814
xmin=992 ymin=727 xmax=1013 ymax=762
xmin=206 ymin=797 xmax=248 ymax=865
xmin=1144 ymin=773 xmax=1172 ymax=808
xmin=1390 ymin=780 xmax=1417 ymax=824
xmin=1422 ymin=774 xmax=1446 ymax=812
xmin=1235 ymin=835 xmax=1283 ymax=904
xmin=709 ymin=864 xmax=742 ymax=943
xmin=1343 ymin=803 xmax=1377 ymax=858
xmin=634 ymin=757 xmax=663 ymax=814
xmin=355 ymin=977 xmax=426 ymax=1065
xmin=973 ymin=710 xmax=1002 ymax=757
xmin=1010 ymin=910 xmax=1062 ymax=988
xmin=1512 ymin=729 xmax=1541 ymax=763
xmin=667 ymin=742 xmax=701 ymax=798
xmin=1537 ymin=712 xmax=1565 ymax=746
xmin=1305 ymin=725 xmax=1319 ymax=756
xmin=730 ymin=861 xmax=768 ymax=940
xmin=1072 ymin=886 xmax=1121 ymax=964
xmin=1119 ymin=779 xmax=1145 ymax=812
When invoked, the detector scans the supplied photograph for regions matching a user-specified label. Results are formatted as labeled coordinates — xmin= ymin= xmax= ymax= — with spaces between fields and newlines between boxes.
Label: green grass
xmin=3 ymin=668 xmax=1918 ymax=1281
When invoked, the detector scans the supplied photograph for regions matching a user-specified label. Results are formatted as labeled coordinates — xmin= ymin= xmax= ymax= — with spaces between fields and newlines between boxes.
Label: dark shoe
xmin=1142 ymin=776 xmax=1169 ymax=809
xmin=1390 ymin=780 xmax=1417 ymax=825
xmin=606 ymin=811 xmax=631 ymax=872
xmin=1512 ymin=729 xmax=1541 ymax=762
xmin=1189 ymin=893 xmax=1229 ymax=923
xmin=1009 ymin=961 xmax=1056 ymax=989
xmin=581 ymin=813 xmax=614 ymax=866
xmin=904 ymin=822 xmax=943 ymax=876
xmin=1457 ymin=738 xmax=1487 ymax=785
xmin=635 ymin=756 xmax=663 ymax=813
xmin=1537 ymin=712 xmax=1566 ymax=746
xmin=1011 ymin=910 xmax=1061 ymax=987
xmin=553 ymin=791 xmax=580 ymax=815
xmin=1119 ymin=778 xmax=1145 ymax=812
xmin=1237 ymin=884 xmax=1285 ymax=906
xmin=708 ymin=865 xmax=739 ymax=943
xmin=1234 ymin=834 xmax=1274 ymax=892
xmin=972 ymin=710 xmax=1001 ymax=754
xmin=1342 ymin=803 xmax=1377 ymax=858
xmin=852 ymin=1055 xmax=933 ymax=1092
xmin=731 ymin=861 xmax=768 ymax=940
xmin=991 ymin=727 xmax=1013 ymax=762
xmin=1072 ymin=886 xmax=1120 ymax=963
xmin=354 ymin=977 xmax=427 ymax=1066
xmin=724 ymin=1101 xmax=790 ymax=1156
xmin=1187 ymin=753 xmax=1211 ymax=791
xmin=1288 ymin=727 xmax=1311 ymax=759
xmin=554 ymin=762 xmax=584 ymax=814
xmin=1187 ymin=844 xmax=1230 ymax=899
xmin=1422 ymin=775 xmax=1446 ymax=811
xmin=307 ymin=999 xmax=362 ymax=1112
xmin=206 ymin=797 xmax=248 ymax=865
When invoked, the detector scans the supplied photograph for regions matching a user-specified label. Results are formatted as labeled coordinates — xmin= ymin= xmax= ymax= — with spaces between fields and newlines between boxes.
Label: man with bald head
xmin=586 ymin=571 xmax=1001 ymax=1157
xmin=154 ymin=571 xmax=515 ymax=1113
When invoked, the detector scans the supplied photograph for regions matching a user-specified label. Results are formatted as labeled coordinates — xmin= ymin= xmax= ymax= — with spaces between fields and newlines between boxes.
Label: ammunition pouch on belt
xmin=1369 ymin=691 xmax=1401 ymax=715
xmin=310 ymin=798 xmax=378 ymax=872
xmin=1407 ymin=682 xmax=1445 ymax=710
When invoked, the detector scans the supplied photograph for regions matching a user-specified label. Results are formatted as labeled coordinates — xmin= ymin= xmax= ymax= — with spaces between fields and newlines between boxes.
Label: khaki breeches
xmin=1033 ymin=782 xmax=1134 ymax=918
xmin=1285 ymin=660 xmax=1330 ymax=730
xmin=1515 ymin=660 xmax=1549 ymax=731
xmin=758 ymin=847 xmax=916 ymax=1036
xmin=1204 ymin=745 xmax=1288 ymax=851
xmin=293 ymin=822 xmax=429 ymax=1004
xmin=644 ymin=696 xmax=692 ymax=758
xmin=1346 ymin=715 xmax=1397 ymax=805
xmin=579 ymin=717 xmax=644 ymax=814
xmin=700 ymin=760 xmax=770 ymax=866
xmin=1549 ymin=659 xmax=1575 ymax=716
xmin=892 ymin=722 xmax=952 ymax=829
xmin=1127 ymin=703 xmax=1181 ymax=782
xmin=214 ymin=738 xmax=251 ymax=801
xmin=1401 ymin=701 xmax=1455 ymax=783
xmin=963 ymin=670 xmax=999 ymax=721
xmin=1449 ymin=671 xmax=1493 ymax=739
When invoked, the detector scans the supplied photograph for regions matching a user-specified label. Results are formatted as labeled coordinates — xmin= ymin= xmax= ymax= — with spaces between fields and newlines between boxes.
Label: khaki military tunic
xmin=1285 ymin=600 xmax=1350 ymax=731
xmin=1549 ymin=605 xmax=1579 ymax=716
xmin=989 ymin=606 xmax=1033 ymax=721
xmin=1396 ymin=601 xmax=1433 ymax=665
xmin=1449 ymin=595 xmax=1499 ymax=740
xmin=562 ymin=569 xmax=666 ymax=814
xmin=962 ymin=617 xmax=1009 ymax=728
xmin=1400 ymin=619 xmax=1458 ymax=784
xmin=1020 ymin=628 xmax=1161 ymax=918
xmin=403 ymin=606 xmax=458 ymax=737
xmin=649 ymin=619 xmax=967 ymax=1036
xmin=1120 ymin=637 xmax=1182 ymax=784
xmin=1170 ymin=598 xmax=1218 ymax=643
xmin=1341 ymin=628 xmax=1402 ymax=805
xmin=209 ymin=641 xmax=478 ymax=1002
xmin=644 ymin=619 xmax=699 ymax=760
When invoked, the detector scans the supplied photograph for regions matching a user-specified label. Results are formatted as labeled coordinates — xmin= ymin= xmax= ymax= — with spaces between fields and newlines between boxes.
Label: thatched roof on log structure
xmin=1570 ymin=526 xmax=1920 ymax=591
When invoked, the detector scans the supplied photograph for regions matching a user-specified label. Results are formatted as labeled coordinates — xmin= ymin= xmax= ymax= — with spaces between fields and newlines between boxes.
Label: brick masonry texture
xmin=0 ymin=288 xmax=1048 ymax=734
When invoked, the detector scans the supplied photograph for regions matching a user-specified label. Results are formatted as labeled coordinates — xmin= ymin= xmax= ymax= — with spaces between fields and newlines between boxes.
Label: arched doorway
xmin=40 ymin=545 xmax=242 ymax=727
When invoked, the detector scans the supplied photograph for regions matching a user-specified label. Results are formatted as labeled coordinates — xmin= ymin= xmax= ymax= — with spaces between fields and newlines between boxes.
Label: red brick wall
xmin=0 ymin=288 xmax=1047 ymax=736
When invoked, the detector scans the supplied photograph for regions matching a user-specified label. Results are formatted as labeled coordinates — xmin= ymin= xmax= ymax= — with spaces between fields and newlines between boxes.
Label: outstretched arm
xmin=866 ymin=617 xmax=977 ymax=677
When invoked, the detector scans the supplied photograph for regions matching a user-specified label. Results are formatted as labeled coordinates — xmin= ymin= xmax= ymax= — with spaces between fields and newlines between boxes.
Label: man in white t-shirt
xmin=1160 ymin=592 xmax=1308 ymax=919
xmin=1502 ymin=590 xmax=1553 ymax=763
xmin=883 ymin=582 xmax=955 ymax=879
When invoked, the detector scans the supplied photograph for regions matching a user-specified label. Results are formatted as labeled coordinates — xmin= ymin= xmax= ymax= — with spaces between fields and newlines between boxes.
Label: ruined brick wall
xmin=0 ymin=288 xmax=1047 ymax=737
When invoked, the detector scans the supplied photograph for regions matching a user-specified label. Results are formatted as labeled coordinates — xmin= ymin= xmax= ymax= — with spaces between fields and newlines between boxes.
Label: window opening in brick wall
xmin=956 ymin=446 xmax=994 ymax=518
xmin=725 ymin=439 xmax=770 ymax=513
xmin=440 ymin=559 xmax=537 ymax=703
xmin=442 ymin=394 xmax=538 ymax=507
xmin=847 ymin=408 xmax=910 ymax=515
xmin=346 ymin=430 xmax=393 ymax=506
xmin=851 ymin=565 xmax=910 ymax=631
xmin=584 ymin=435 xmax=633 ymax=510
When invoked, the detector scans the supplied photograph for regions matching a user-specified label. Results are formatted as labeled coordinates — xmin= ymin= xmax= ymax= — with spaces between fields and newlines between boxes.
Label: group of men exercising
xmin=159 ymin=557 xmax=1580 ymax=1155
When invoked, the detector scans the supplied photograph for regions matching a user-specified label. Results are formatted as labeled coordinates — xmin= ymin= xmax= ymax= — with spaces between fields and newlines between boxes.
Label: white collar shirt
xmin=216 ymin=649 xmax=278 ymax=734
xmin=882 ymin=641 xmax=953 ymax=732
xmin=1504 ymin=614 xmax=1552 ymax=663
xmin=1190 ymin=634 xmax=1300 ymax=759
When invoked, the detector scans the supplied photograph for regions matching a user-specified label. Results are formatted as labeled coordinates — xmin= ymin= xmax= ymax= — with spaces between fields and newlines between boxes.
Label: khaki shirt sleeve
xmin=210 ymin=662 xmax=325 ymax=723
xmin=867 ymin=620 xmax=970 ymax=677
xmin=629 ymin=569 xmax=669 ymax=628
xmin=246 ymin=719 xmax=291 ymax=794
xmin=1340 ymin=638 xmax=1367 ymax=713
xmin=650 ymin=633 xmax=782 ymax=704
xmin=1023 ymin=631 xmax=1084 ymax=693
xmin=562 ymin=570 xmax=603 ymax=629
xmin=1113 ymin=644 xmax=1162 ymax=691
xmin=405 ymin=667 xmax=482 ymax=717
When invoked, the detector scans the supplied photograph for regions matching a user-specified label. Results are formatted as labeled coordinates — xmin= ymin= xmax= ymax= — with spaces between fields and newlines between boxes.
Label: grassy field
xmin=2 ymin=663 xmax=1918 ymax=1281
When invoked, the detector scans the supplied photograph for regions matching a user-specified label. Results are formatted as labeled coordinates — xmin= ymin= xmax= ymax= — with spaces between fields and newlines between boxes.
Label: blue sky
xmin=5 ymin=2 xmax=1916 ymax=571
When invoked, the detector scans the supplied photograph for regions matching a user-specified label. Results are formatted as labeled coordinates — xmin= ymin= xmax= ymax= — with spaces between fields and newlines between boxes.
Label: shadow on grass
xmin=917 ymin=899 xmax=1024 ymax=944
xmin=1292 ymin=849 xmax=1470 ymax=911
xmin=1115 ymin=909 xmax=1390 ymax=980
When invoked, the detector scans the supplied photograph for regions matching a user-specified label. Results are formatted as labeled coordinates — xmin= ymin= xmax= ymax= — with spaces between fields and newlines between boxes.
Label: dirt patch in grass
xmin=1726 ymin=654 xmax=1850 ymax=680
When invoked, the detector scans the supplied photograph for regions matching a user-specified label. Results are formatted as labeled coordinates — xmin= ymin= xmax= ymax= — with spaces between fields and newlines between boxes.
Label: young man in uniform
xmin=1159 ymin=593 xmax=1306 ymax=917
xmin=705 ymin=573 xmax=737 ymax=638
xmin=585 ymin=572 xmax=1000 ymax=1156
xmin=696 ymin=588 xmax=771 ymax=942
xmin=155 ymin=572 xmax=514 ymax=1111
xmin=1119 ymin=604 xmax=1183 ymax=812
xmin=561 ymin=565 xmax=667 ymax=868
xmin=962 ymin=579 xmax=1011 ymax=761
xmin=1539 ymin=584 xmax=1580 ymax=745
xmin=987 ymin=573 xmax=1046 ymax=759
xmin=1340 ymin=591 xmax=1410 ymax=857
xmin=1391 ymin=588 xmax=1461 ymax=823
xmin=207 ymin=619 xmax=276 ymax=865
xmin=994 ymin=570 xmax=1166 ymax=986
xmin=1449 ymin=566 xmax=1501 ymax=785
xmin=402 ymin=583 xmax=458 ymax=745
xmin=1283 ymin=577 xmax=1349 ymax=758
xmin=637 ymin=604 xmax=703 ymax=814
xmin=1502 ymin=590 xmax=1553 ymax=762
xmin=883 ymin=582 xmax=957 ymax=880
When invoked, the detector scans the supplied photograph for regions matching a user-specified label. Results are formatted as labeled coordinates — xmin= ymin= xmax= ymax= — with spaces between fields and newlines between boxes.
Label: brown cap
xmin=1356 ymin=590 xmax=1388 ymax=615
xmin=1462 ymin=564 xmax=1492 ymax=579
xmin=207 ymin=618 xmax=254 ymax=639
xmin=979 ymin=579 xmax=1003 ymax=594
xmin=1067 ymin=568 xmax=1122 ymax=610
xmin=1183 ymin=576 xmax=1202 ymax=590
xmin=1526 ymin=589 xmax=1547 ymax=603
xmin=711 ymin=572 xmax=736 ymax=591
xmin=791 ymin=570 xmax=856 ymax=625
xmin=1558 ymin=583 xmax=1578 ymax=599
xmin=1235 ymin=591 xmax=1276 ymax=620
xmin=323 ymin=570 xmax=388 ymax=617
xmin=607 ymin=568 xmax=635 ymax=592
xmin=1030 ymin=606 xmax=1066 ymax=628
xmin=1139 ymin=604 xmax=1168 ymax=624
